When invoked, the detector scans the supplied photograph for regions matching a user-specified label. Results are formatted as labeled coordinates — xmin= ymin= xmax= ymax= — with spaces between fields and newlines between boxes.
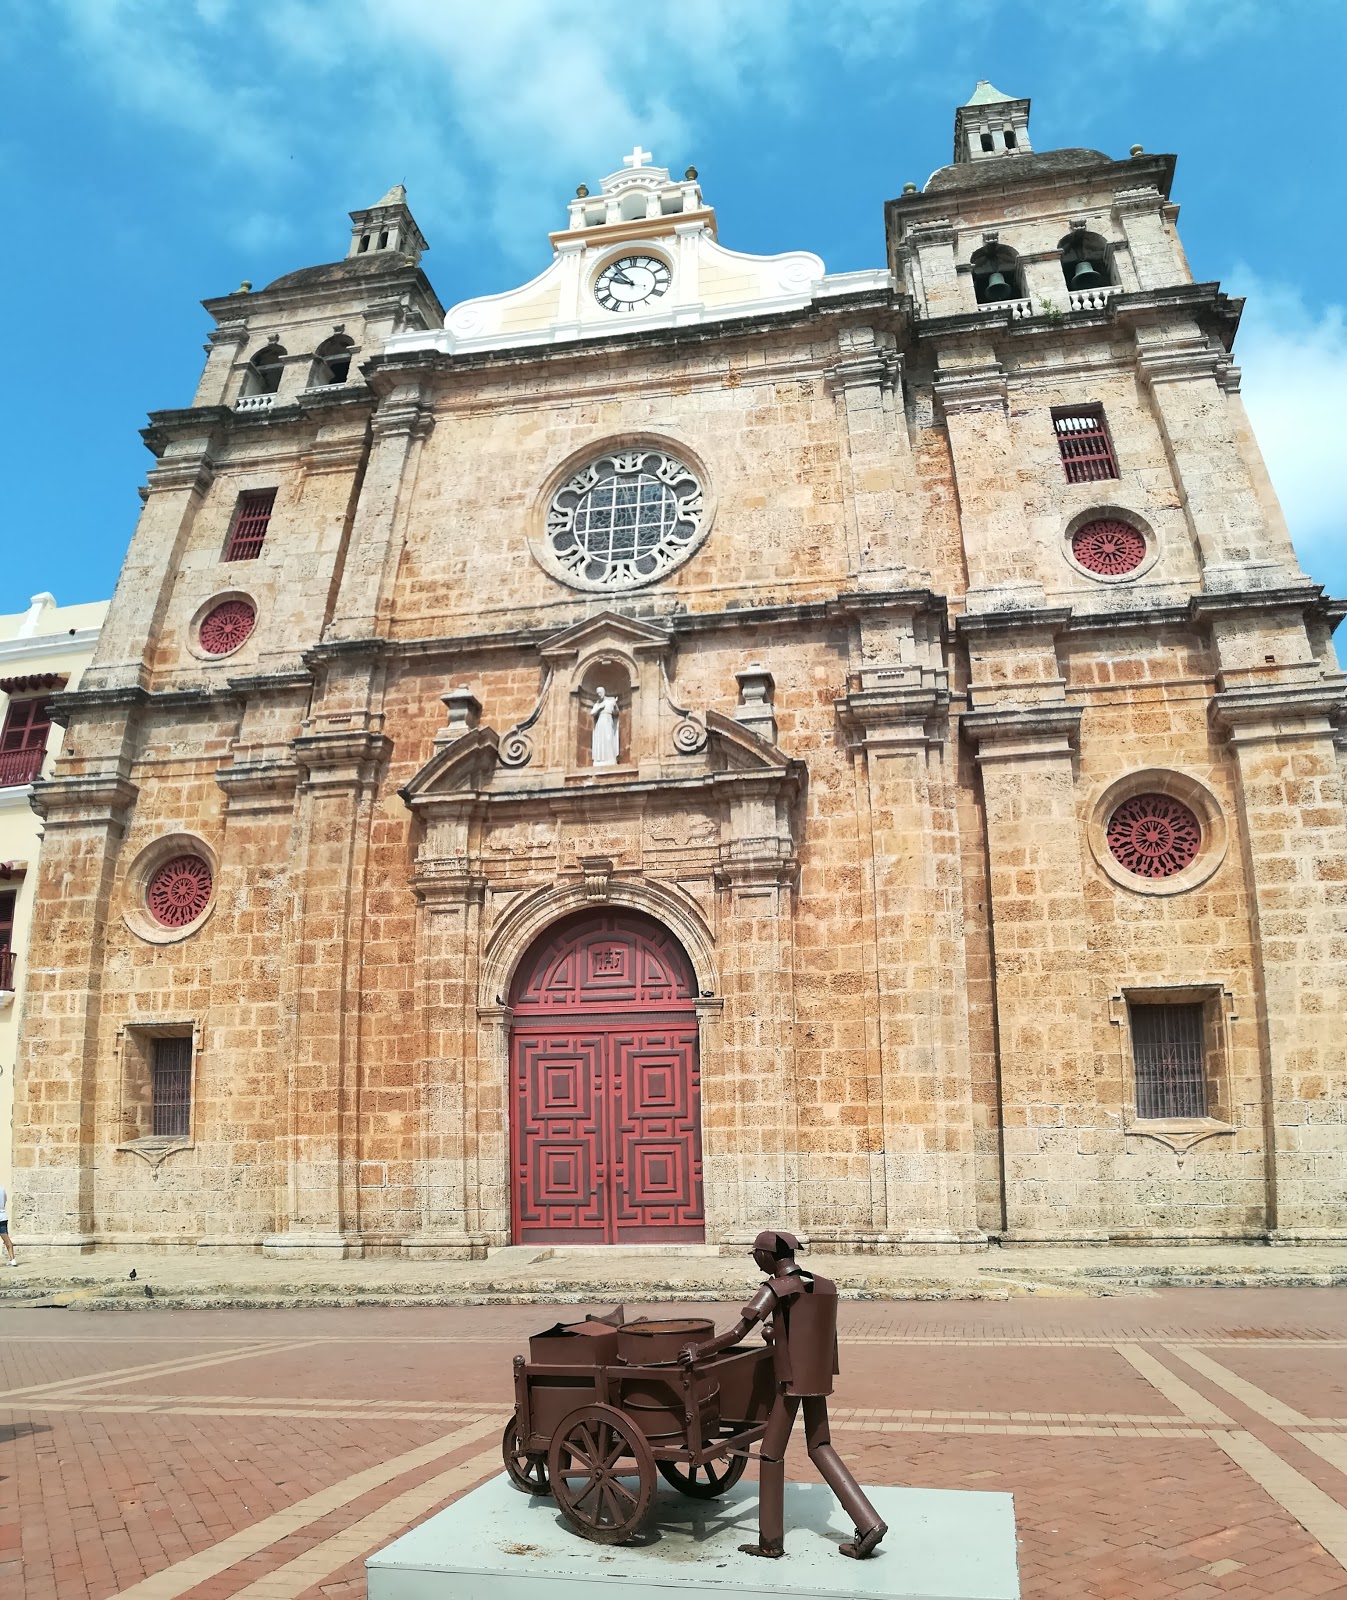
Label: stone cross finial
xmin=622 ymin=145 xmax=653 ymax=169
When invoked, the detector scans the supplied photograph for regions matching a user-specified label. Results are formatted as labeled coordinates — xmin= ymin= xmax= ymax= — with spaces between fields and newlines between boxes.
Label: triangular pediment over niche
xmin=400 ymin=609 xmax=800 ymax=810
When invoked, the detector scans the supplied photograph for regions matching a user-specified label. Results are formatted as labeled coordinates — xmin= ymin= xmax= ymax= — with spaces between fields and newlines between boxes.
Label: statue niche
xmin=578 ymin=662 xmax=630 ymax=769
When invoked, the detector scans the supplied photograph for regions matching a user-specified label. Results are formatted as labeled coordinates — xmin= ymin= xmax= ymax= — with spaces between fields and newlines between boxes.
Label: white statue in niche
xmin=590 ymin=685 xmax=620 ymax=767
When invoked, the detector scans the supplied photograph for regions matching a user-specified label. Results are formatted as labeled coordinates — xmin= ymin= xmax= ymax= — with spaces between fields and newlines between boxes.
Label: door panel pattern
xmin=510 ymin=913 xmax=704 ymax=1244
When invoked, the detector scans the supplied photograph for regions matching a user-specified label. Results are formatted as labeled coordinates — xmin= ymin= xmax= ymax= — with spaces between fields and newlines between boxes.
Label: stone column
xmin=13 ymin=773 xmax=137 ymax=1252
xmin=1209 ymin=612 xmax=1347 ymax=1241
xmin=262 ymin=723 xmax=388 ymax=1258
xmin=962 ymin=612 xmax=1103 ymax=1241
xmin=838 ymin=610 xmax=982 ymax=1248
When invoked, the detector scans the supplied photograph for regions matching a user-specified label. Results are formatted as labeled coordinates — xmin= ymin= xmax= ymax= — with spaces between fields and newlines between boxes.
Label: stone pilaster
xmin=1207 ymin=608 xmax=1347 ymax=1240
xmin=826 ymin=328 xmax=918 ymax=586
xmin=837 ymin=600 xmax=982 ymax=1249
xmin=262 ymin=722 xmax=389 ymax=1258
xmin=13 ymin=774 xmax=138 ymax=1251
xmin=401 ymin=844 xmax=490 ymax=1261
xmin=1129 ymin=312 xmax=1302 ymax=589
xmin=323 ymin=381 xmax=434 ymax=643
xmin=961 ymin=608 xmax=1102 ymax=1241
xmin=935 ymin=355 xmax=1045 ymax=613
xmin=711 ymin=804 xmax=800 ymax=1244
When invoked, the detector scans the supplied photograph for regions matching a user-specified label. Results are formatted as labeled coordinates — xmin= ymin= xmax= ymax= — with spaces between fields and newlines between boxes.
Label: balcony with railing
xmin=234 ymin=393 xmax=276 ymax=413
xmin=0 ymin=948 xmax=14 ymax=992
xmin=0 ymin=745 xmax=45 ymax=788
xmin=1067 ymin=283 xmax=1118 ymax=314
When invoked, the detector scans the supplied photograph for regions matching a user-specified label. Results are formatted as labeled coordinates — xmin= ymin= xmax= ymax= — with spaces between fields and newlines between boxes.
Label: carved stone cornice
xmin=824 ymin=350 xmax=902 ymax=396
xmin=961 ymin=703 xmax=1082 ymax=763
xmin=369 ymin=391 xmax=434 ymax=443
xmin=29 ymin=774 xmax=139 ymax=830
xmin=144 ymin=457 xmax=217 ymax=497
xmin=411 ymin=861 xmax=488 ymax=909
xmin=215 ymin=758 xmax=303 ymax=813
xmin=1210 ymin=682 xmax=1347 ymax=745
xmin=293 ymin=728 xmax=392 ymax=790
xmin=836 ymin=670 xmax=951 ymax=751
xmin=933 ymin=361 xmax=1007 ymax=417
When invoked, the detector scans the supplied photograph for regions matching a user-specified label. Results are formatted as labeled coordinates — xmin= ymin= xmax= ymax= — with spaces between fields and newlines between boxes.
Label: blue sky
xmin=3 ymin=0 xmax=1344 ymax=614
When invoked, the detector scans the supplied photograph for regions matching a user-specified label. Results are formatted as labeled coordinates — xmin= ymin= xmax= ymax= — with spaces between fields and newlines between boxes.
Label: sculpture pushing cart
xmin=502 ymin=1231 xmax=886 ymax=1560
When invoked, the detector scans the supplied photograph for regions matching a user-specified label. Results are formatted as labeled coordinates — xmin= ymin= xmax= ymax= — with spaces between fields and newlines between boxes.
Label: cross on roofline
xmin=622 ymin=145 xmax=653 ymax=169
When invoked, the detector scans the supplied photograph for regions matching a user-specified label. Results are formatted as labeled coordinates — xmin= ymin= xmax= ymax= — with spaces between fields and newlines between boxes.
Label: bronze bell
xmin=1070 ymin=259 xmax=1104 ymax=289
xmin=982 ymin=270 xmax=1014 ymax=302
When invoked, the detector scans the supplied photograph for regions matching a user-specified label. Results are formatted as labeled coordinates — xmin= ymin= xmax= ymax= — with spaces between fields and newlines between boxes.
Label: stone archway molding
xmin=479 ymin=876 xmax=719 ymax=1014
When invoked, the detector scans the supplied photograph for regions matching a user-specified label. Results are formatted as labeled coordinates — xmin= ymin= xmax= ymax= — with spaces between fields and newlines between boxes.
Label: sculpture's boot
xmin=803 ymin=1398 xmax=888 ymax=1559
xmin=739 ymin=1393 xmax=796 ymax=1558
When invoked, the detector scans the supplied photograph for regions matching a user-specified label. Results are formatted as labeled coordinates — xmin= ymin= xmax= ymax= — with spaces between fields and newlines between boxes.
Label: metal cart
xmin=501 ymin=1312 xmax=776 ymax=1544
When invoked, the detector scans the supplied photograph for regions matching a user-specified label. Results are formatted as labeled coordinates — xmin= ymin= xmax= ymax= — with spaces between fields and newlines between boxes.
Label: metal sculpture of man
xmin=590 ymin=685 xmax=620 ymax=766
xmin=679 ymin=1230 xmax=887 ymax=1560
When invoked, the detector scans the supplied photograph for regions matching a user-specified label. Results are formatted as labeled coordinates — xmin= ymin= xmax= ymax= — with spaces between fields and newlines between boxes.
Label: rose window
xmin=545 ymin=449 xmax=704 ymax=590
xmin=198 ymin=599 xmax=256 ymax=655
xmin=1106 ymin=794 xmax=1201 ymax=879
xmin=1072 ymin=518 xmax=1146 ymax=576
xmin=146 ymin=855 xmax=214 ymax=927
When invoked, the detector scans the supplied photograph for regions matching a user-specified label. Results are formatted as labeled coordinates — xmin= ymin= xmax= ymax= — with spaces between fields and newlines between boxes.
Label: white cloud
xmin=1226 ymin=270 xmax=1347 ymax=595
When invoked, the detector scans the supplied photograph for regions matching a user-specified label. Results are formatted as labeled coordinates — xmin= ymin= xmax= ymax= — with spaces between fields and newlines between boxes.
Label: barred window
xmin=0 ymin=889 xmax=14 ymax=991
xmin=1131 ymin=1003 xmax=1206 ymax=1119
xmin=1053 ymin=406 xmax=1119 ymax=483
xmin=224 ymin=489 xmax=275 ymax=561
xmin=151 ymin=1036 xmax=192 ymax=1138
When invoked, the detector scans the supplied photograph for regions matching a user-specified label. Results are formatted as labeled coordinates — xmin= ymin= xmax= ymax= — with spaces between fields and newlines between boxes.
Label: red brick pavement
xmin=2 ymin=1289 xmax=1346 ymax=1599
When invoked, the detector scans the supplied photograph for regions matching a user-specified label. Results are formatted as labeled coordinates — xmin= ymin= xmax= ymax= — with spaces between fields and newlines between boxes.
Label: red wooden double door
xmin=509 ymin=911 xmax=705 ymax=1244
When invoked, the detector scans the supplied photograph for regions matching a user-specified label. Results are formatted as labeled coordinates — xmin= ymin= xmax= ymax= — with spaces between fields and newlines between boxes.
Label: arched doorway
xmin=509 ymin=910 xmax=705 ymax=1244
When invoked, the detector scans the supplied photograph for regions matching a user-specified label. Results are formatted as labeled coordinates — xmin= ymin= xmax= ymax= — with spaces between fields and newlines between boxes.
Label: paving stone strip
xmin=99 ymin=1415 xmax=503 ymax=1600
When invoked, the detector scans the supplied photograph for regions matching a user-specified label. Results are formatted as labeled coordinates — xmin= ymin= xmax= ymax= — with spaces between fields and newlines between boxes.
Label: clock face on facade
xmin=593 ymin=254 xmax=672 ymax=313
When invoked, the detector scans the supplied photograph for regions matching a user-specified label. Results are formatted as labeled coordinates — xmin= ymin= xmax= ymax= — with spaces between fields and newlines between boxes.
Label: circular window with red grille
xmin=146 ymin=855 xmax=214 ymax=928
xmin=198 ymin=599 xmax=256 ymax=656
xmin=1106 ymin=794 xmax=1201 ymax=879
xmin=1071 ymin=518 xmax=1147 ymax=577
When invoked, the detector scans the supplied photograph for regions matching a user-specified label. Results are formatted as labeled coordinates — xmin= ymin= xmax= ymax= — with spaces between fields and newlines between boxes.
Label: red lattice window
xmin=1106 ymin=794 xmax=1201 ymax=879
xmin=1054 ymin=406 xmax=1119 ymax=483
xmin=198 ymin=599 xmax=256 ymax=656
xmin=146 ymin=855 xmax=214 ymax=928
xmin=224 ymin=489 xmax=275 ymax=561
xmin=1072 ymin=518 xmax=1146 ymax=576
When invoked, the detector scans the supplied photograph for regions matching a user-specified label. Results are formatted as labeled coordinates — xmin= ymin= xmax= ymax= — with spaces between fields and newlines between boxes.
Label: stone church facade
xmin=14 ymin=85 xmax=1346 ymax=1257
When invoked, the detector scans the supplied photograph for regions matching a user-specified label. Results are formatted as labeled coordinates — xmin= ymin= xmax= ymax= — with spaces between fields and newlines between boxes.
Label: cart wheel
xmin=657 ymin=1453 xmax=748 ymax=1498
xmin=548 ymin=1403 xmax=656 ymax=1544
xmin=502 ymin=1415 xmax=550 ymax=1495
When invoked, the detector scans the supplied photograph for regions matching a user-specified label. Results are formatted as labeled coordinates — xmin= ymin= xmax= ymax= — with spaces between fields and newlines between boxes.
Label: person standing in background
xmin=0 ymin=1184 xmax=16 ymax=1265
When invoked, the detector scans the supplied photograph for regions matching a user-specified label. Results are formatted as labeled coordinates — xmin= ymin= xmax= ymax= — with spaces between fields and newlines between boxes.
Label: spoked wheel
xmin=502 ymin=1414 xmax=550 ymax=1495
xmin=657 ymin=1453 xmax=749 ymax=1499
xmin=548 ymin=1403 xmax=656 ymax=1544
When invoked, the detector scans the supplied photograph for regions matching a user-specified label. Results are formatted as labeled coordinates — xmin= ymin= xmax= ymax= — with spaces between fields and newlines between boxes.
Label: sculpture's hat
xmin=753 ymin=1229 xmax=800 ymax=1257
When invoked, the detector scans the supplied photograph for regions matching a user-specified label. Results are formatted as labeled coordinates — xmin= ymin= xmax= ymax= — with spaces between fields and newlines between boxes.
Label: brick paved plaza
xmin=4 ymin=1288 xmax=1347 ymax=1600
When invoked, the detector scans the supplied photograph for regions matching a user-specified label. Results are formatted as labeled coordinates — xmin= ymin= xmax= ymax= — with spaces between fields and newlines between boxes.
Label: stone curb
xmin=4 ymin=1259 xmax=1347 ymax=1310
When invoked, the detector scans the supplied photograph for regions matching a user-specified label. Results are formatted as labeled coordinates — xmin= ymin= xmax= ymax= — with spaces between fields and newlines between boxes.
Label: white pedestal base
xmin=367 ymin=1474 xmax=1018 ymax=1600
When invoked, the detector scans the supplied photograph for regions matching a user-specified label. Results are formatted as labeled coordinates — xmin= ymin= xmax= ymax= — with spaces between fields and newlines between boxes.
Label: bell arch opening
xmin=508 ymin=909 xmax=705 ymax=1245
